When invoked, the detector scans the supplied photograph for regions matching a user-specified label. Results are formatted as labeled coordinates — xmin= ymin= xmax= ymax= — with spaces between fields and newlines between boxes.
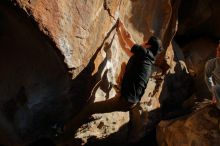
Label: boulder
xmin=0 ymin=0 xmax=180 ymax=145
xmin=181 ymin=38 xmax=217 ymax=99
xmin=157 ymin=105 xmax=220 ymax=146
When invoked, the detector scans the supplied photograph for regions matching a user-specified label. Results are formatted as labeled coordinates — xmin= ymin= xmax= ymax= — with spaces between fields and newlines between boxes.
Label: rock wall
xmin=157 ymin=105 xmax=220 ymax=146
xmin=182 ymin=38 xmax=216 ymax=100
xmin=0 ymin=0 xmax=183 ymax=145
xmin=2 ymin=0 xmax=220 ymax=145
xmin=0 ymin=2 xmax=71 ymax=145
xmin=13 ymin=0 xmax=181 ymax=76
xmin=175 ymin=0 xmax=220 ymax=102
xmin=156 ymin=0 xmax=220 ymax=145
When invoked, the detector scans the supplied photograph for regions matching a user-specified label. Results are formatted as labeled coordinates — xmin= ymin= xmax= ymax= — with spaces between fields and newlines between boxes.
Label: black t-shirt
xmin=121 ymin=44 xmax=155 ymax=103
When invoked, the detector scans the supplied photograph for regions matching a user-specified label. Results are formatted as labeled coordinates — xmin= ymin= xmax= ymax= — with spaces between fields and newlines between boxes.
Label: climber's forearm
xmin=117 ymin=21 xmax=135 ymax=57
xmin=117 ymin=30 xmax=133 ymax=57
xmin=118 ymin=23 xmax=135 ymax=48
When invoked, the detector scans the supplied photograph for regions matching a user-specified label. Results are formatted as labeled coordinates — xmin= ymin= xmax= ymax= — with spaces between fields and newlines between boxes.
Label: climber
xmin=62 ymin=19 xmax=163 ymax=140
xmin=205 ymin=41 xmax=220 ymax=109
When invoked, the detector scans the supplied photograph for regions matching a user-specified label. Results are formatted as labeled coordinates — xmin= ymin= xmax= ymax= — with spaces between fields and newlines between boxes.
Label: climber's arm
xmin=117 ymin=19 xmax=136 ymax=57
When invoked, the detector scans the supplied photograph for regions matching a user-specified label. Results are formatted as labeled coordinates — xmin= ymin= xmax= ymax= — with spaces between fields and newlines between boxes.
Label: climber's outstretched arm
xmin=117 ymin=19 xmax=136 ymax=57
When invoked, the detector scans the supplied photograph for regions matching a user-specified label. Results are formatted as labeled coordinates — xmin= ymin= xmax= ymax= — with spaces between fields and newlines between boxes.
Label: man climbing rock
xmin=62 ymin=19 xmax=163 ymax=142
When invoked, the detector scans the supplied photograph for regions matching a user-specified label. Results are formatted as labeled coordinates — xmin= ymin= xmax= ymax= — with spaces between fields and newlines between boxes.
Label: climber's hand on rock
xmin=116 ymin=18 xmax=123 ymax=31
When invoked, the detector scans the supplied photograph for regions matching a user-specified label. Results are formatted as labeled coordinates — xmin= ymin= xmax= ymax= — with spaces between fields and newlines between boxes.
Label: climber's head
xmin=147 ymin=36 xmax=163 ymax=56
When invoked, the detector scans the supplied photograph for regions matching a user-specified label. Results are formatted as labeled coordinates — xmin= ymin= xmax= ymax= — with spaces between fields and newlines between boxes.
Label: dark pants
xmin=65 ymin=94 xmax=137 ymax=131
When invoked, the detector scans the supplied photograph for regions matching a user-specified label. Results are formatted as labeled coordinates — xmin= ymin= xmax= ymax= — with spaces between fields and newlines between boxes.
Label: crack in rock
xmin=103 ymin=0 xmax=116 ymax=20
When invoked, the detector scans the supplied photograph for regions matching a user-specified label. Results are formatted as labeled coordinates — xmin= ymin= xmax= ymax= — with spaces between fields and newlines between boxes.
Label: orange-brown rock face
xmin=157 ymin=105 xmax=220 ymax=146
xmin=0 ymin=0 xmax=181 ymax=145
xmin=15 ymin=0 xmax=180 ymax=70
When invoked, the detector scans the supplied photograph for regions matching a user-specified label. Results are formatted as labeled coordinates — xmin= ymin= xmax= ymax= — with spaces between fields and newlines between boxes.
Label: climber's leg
xmin=64 ymin=94 xmax=136 ymax=132
xmin=127 ymin=105 xmax=147 ymax=144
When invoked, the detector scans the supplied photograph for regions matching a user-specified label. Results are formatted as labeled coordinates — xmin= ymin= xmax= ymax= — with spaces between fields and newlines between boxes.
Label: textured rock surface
xmin=155 ymin=0 xmax=220 ymax=144
xmin=1 ymin=0 xmax=219 ymax=145
xmin=157 ymin=105 xmax=220 ymax=146
xmin=159 ymin=41 xmax=194 ymax=111
xmin=0 ymin=0 xmax=191 ymax=145
xmin=181 ymin=38 xmax=217 ymax=100
xmin=0 ymin=2 xmax=72 ymax=145
xmin=14 ymin=0 xmax=181 ymax=70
